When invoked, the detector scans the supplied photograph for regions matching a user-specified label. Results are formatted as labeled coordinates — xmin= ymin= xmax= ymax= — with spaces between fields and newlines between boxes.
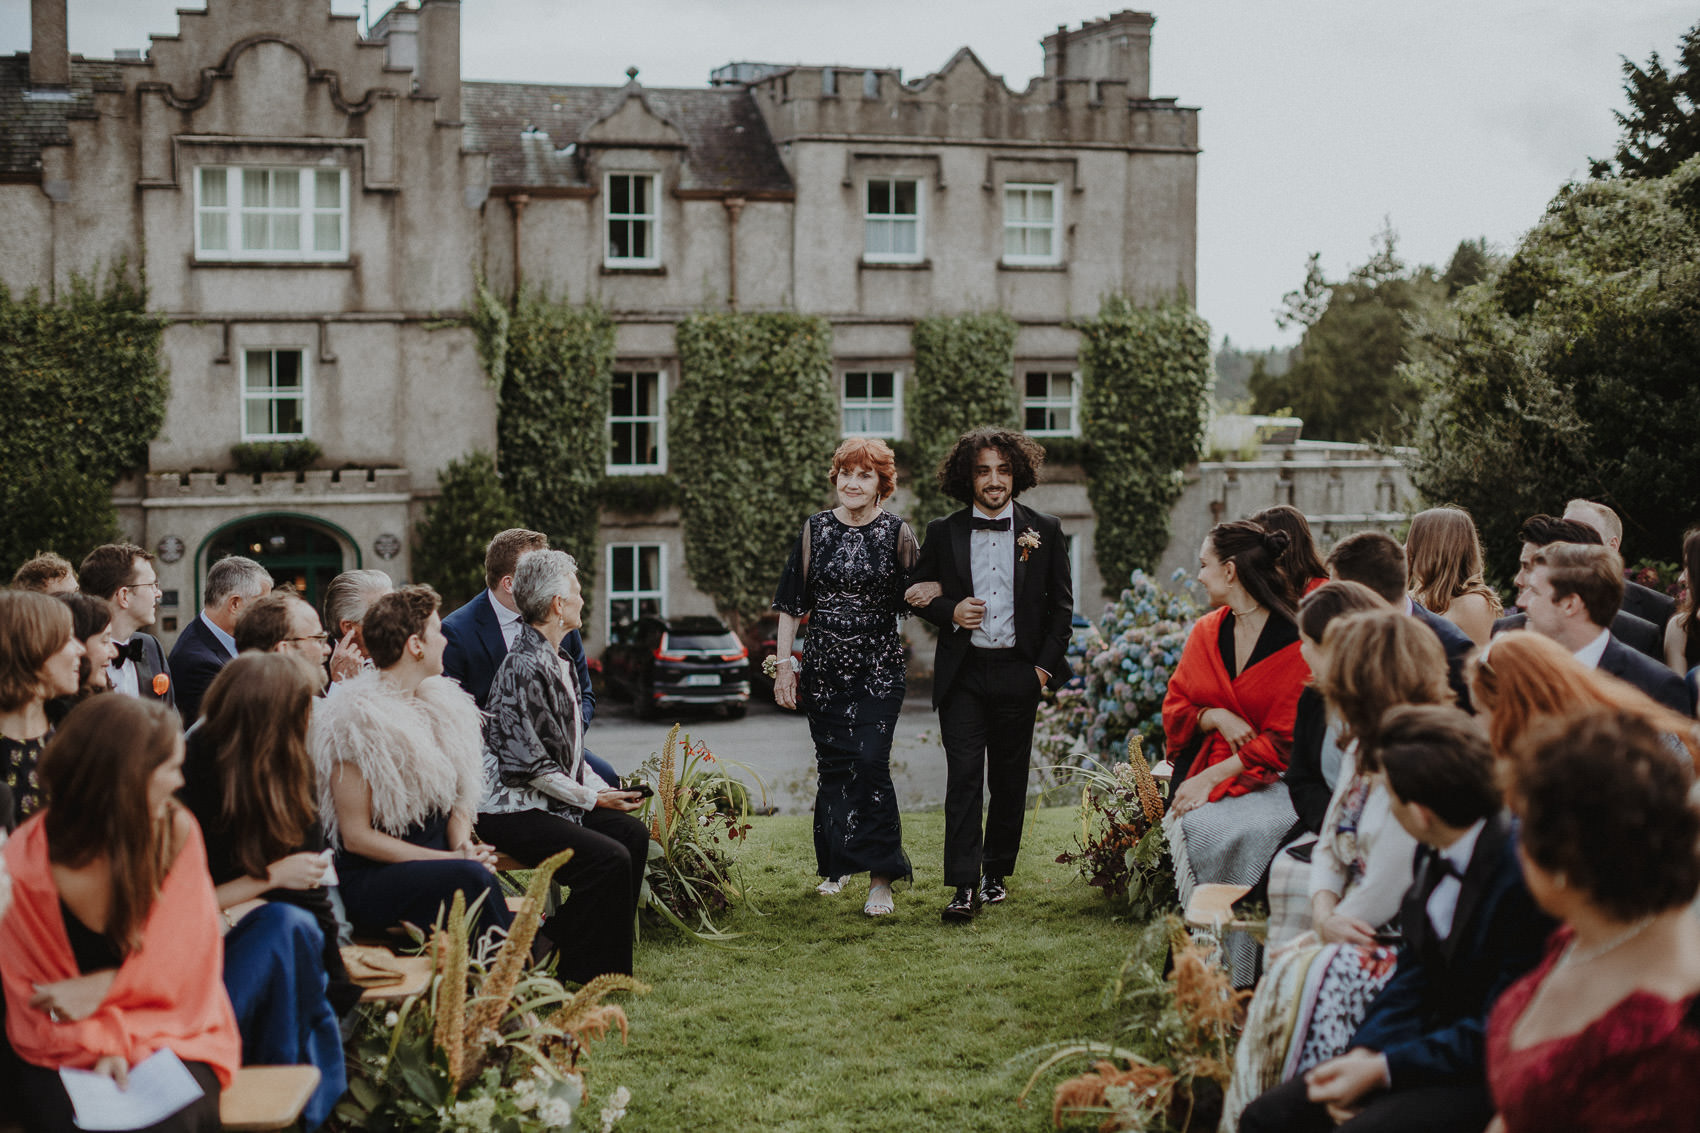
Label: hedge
xmin=905 ymin=312 xmax=1020 ymax=529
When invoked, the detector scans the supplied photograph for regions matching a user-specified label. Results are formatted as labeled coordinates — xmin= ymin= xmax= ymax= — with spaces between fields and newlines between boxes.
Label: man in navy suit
xmin=1324 ymin=532 xmax=1473 ymax=709
xmin=441 ymin=528 xmax=620 ymax=785
xmin=78 ymin=543 xmax=175 ymax=712
xmin=167 ymin=555 xmax=272 ymax=725
xmin=1492 ymin=514 xmax=1663 ymax=659
xmin=1563 ymin=498 xmax=1677 ymax=631
xmin=1241 ymin=706 xmax=1553 ymax=1132
xmin=1521 ymin=542 xmax=1692 ymax=715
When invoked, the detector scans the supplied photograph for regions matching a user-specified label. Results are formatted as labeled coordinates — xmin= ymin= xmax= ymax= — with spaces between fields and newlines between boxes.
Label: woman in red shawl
xmin=1162 ymin=519 xmax=1310 ymax=983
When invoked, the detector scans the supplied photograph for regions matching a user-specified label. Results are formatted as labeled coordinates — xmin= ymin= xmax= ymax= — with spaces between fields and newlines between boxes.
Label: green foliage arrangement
xmin=0 ymin=264 xmax=166 ymax=572
xmin=475 ymin=281 xmax=614 ymax=595
xmin=1054 ymin=734 xmax=1177 ymax=920
xmin=413 ymin=451 xmax=524 ymax=610
xmin=906 ymin=312 xmax=1020 ymax=529
xmin=229 ymin=439 xmax=322 ymax=473
xmin=671 ymin=311 xmax=836 ymax=631
xmin=1077 ymin=295 xmax=1212 ymax=593
xmin=337 ymin=861 xmax=644 ymax=1132
xmin=1591 ymin=19 xmax=1700 ymax=179
xmin=596 ymin=474 xmax=680 ymax=515
xmin=1407 ymin=155 xmax=1700 ymax=581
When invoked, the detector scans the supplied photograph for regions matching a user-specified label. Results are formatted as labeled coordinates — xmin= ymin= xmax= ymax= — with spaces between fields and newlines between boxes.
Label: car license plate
xmin=682 ymin=674 xmax=719 ymax=687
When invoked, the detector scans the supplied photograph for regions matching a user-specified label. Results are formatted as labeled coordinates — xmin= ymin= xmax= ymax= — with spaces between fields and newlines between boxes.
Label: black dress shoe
xmin=979 ymin=875 xmax=1008 ymax=905
xmin=941 ymin=886 xmax=981 ymax=923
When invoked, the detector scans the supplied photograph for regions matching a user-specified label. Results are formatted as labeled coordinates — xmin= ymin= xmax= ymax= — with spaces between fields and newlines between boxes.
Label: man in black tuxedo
xmin=1520 ymin=542 xmax=1692 ymax=715
xmin=906 ymin=428 xmax=1073 ymax=922
xmin=441 ymin=528 xmax=619 ymax=786
xmin=1323 ymin=531 xmax=1473 ymax=709
xmin=167 ymin=555 xmax=271 ymax=725
xmin=1492 ymin=514 xmax=1663 ymax=659
xmin=1563 ymin=498 xmax=1677 ymax=630
xmin=78 ymin=543 xmax=175 ymax=712
xmin=1241 ymin=706 xmax=1553 ymax=1133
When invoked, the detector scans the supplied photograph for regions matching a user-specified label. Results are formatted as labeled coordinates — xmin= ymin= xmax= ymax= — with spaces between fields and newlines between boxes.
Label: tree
xmin=1591 ymin=20 xmax=1700 ymax=180
xmin=413 ymin=452 xmax=524 ymax=610
xmin=1408 ymin=156 xmax=1700 ymax=582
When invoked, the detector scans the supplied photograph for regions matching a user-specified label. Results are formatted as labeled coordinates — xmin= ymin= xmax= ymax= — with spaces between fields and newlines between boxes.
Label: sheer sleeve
xmin=771 ymin=517 xmax=814 ymax=616
xmin=891 ymin=520 xmax=921 ymax=617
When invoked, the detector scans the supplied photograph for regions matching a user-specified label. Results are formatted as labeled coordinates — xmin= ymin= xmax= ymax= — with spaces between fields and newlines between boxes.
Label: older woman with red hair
xmin=772 ymin=437 xmax=918 ymax=916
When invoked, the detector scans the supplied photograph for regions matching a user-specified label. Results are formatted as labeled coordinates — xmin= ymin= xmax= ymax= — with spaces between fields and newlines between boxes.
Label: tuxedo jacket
xmin=1622 ymin=577 xmax=1676 ymax=632
xmin=167 ymin=614 xmax=234 ymax=726
xmin=912 ymin=502 xmax=1073 ymax=709
xmin=1493 ymin=608 xmax=1662 ymax=660
xmin=1598 ymin=635 xmax=1693 ymax=716
xmin=1411 ymin=601 xmax=1473 ymax=709
xmin=121 ymin=632 xmax=176 ymax=712
xmin=440 ymin=589 xmax=595 ymax=722
xmin=1352 ymin=810 xmax=1554 ymax=1090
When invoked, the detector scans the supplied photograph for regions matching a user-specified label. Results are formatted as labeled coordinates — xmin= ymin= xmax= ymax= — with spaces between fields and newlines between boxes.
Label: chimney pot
xmin=30 ymin=0 xmax=70 ymax=89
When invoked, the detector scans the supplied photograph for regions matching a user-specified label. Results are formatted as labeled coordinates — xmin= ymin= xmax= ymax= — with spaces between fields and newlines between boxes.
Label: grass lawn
xmin=592 ymin=805 xmax=1147 ymax=1133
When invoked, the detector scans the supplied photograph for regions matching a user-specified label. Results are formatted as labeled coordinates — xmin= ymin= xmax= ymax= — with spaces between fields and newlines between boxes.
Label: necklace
xmin=1557 ymin=916 xmax=1656 ymax=969
xmin=1228 ymin=601 xmax=1263 ymax=620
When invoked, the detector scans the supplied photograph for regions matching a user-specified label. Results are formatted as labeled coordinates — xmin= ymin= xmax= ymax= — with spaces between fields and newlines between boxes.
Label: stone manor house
xmin=2 ymin=0 xmax=1407 ymax=650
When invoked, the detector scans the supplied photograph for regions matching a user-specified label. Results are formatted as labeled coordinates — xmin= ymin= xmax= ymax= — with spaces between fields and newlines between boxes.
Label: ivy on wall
xmin=0 ymin=264 xmax=167 ymax=573
xmin=412 ymin=451 xmax=524 ymax=611
xmin=671 ymin=312 xmax=837 ymax=633
xmin=905 ymin=312 xmax=1020 ymax=529
xmin=1078 ymin=294 xmax=1212 ymax=595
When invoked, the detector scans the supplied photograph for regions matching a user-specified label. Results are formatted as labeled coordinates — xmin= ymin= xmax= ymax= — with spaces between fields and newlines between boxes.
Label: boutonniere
xmin=1017 ymin=528 xmax=1041 ymax=562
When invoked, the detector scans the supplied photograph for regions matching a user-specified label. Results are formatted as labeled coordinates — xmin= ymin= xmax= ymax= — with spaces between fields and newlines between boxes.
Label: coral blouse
xmin=1487 ymin=927 xmax=1700 ymax=1133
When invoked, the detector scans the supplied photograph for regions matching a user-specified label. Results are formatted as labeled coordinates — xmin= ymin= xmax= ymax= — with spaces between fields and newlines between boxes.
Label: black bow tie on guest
xmin=971 ymin=516 xmax=1011 ymax=532
xmin=1421 ymin=845 xmax=1461 ymax=881
xmin=116 ymin=638 xmax=147 ymax=665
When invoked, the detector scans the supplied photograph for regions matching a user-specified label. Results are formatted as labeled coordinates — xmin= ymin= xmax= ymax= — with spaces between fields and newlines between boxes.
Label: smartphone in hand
xmin=626 ymin=782 xmax=655 ymax=799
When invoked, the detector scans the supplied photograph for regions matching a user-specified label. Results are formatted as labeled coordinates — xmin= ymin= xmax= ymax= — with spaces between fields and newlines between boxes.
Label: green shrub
xmin=229 ymin=439 xmax=322 ymax=473
xmin=597 ymin=473 xmax=680 ymax=514
xmin=413 ymin=451 xmax=523 ymax=610
xmin=906 ymin=312 xmax=1020 ymax=529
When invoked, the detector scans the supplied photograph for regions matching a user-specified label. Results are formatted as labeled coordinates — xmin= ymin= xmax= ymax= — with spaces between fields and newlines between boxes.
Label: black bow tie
xmin=971 ymin=516 xmax=1010 ymax=532
xmin=116 ymin=638 xmax=146 ymax=665
xmin=1422 ymin=845 xmax=1461 ymax=881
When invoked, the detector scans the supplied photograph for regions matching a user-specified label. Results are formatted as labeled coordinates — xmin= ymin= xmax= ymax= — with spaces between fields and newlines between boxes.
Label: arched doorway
xmin=200 ymin=514 xmax=357 ymax=613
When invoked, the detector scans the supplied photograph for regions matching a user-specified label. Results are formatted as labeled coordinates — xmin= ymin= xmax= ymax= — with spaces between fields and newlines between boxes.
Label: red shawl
xmin=0 ymin=812 xmax=241 ymax=1086
xmin=1162 ymin=606 xmax=1310 ymax=801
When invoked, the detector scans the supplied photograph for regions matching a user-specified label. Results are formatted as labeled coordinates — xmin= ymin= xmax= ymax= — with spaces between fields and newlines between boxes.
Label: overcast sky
xmin=2 ymin=0 xmax=1693 ymax=348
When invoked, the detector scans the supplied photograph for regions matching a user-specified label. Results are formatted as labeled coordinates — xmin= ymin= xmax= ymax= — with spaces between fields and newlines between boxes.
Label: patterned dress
xmin=773 ymin=509 xmax=918 ymax=883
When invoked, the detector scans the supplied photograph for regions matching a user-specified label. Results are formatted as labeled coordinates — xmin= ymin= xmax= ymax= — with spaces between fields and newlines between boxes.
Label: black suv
xmin=601 ymin=614 xmax=751 ymax=719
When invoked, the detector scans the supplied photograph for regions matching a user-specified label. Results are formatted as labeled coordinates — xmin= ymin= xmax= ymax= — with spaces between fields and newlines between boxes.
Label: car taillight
xmin=654 ymin=634 xmax=685 ymax=663
xmin=721 ymin=646 xmax=748 ymax=661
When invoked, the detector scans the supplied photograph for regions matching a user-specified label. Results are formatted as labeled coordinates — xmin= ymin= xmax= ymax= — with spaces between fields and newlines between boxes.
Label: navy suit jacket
xmin=118 ymin=631 xmax=176 ymax=713
xmin=1622 ymin=578 xmax=1676 ymax=632
xmin=1411 ymin=601 xmax=1473 ymax=710
xmin=168 ymin=613 xmax=234 ymax=726
xmin=440 ymin=589 xmax=594 ymax=722
xmin=1493 ymin=608 xmax=1663 ymax=660
xmin=1599 ymin=635 xmax=1693 ymax=717
xmin=1351 ymin=811 xmax=1554 ymax=1089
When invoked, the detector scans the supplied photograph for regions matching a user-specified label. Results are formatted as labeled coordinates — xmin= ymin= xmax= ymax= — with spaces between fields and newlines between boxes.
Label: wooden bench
xmin=341 ymin=944 xmax=434 ymax=1004
xmin=492 ymin=852 xmax=563 ymax=914
xmin=1184 ymin=883 xmax=1252 ymax=932
xmin=221 ymin=1065 xmax=322 ymax=1131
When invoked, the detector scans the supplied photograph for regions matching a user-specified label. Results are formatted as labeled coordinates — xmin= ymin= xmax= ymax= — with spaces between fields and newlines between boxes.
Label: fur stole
xmin=310 ymin=670 xmax=484 ymax=845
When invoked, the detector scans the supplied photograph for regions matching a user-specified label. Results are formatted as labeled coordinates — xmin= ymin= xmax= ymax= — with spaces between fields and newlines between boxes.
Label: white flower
xmin=449 ymin=1096 xmax=498 ymax=1129
xmin=599 ymin=1085 xmax=632 ymax=1132
xmin=384 ymin=1011 xmax=400 ymax=1027
xmin=537 ymin=1097 xmax=575 ymax=1127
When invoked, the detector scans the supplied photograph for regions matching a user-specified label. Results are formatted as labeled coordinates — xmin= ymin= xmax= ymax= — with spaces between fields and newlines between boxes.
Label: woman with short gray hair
xmin=476 ymin=549 xmax=650 ymax=984
xmin=322 ymin=569 xmax=393 ymax=683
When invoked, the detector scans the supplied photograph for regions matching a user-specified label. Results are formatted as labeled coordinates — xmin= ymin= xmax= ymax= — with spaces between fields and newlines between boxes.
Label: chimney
xmin=369 ymin=3 xmax=420 ymax=73
xmin=30 ymin=0 xmax=70 ymax=89
xmin=416 ymin=0 xmax=461 ymax=123
xmin=1041 ymin=10 xmax=1155 ymax=99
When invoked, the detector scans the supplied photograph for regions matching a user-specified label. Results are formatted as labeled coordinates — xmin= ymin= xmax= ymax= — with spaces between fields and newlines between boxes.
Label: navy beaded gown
xmin=773 ymin=509 xmax=917 ymax=884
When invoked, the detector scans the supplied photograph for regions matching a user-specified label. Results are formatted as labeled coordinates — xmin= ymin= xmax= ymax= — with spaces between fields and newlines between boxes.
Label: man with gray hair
xmin=168 ymin=554 xmax=272 ymax=724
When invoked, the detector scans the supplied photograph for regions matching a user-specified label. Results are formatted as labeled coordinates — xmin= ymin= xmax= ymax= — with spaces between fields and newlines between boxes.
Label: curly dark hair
xmin=1509 ymin=709 xmax=1700 ymax=920
xmin=935 ymin=427 xmax=1045 ymax=505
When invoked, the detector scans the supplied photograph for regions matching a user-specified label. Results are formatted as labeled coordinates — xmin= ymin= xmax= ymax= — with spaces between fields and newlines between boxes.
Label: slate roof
xmin=0 ymin=55 xmax=125 ymax=179
xmin=462 ymin=82 xmax=793 ymax=196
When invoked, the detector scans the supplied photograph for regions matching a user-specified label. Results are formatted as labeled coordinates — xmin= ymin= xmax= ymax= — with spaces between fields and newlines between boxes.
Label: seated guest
xmin=1518 ymin=542 xmax=1691 ymax=715
xmin=234 ymin=590 xmax=334 ymax=689
xmin=311 ymin=585 xmax=511 ymax=944
xmin=442 ymin=528 xmax=619 ymax=787
xmin=478 ymin=550 xmax=649 ymax=985
xmin=167 ymin=555 xmax=271 ymax=725
xmin=0 ymin=696 xmax=239 ymax=1132
xmin=0 ymin=592 xmax=85 ymax=824
xmin=1269 ymin=581 xmax=1386 ymax=948
xmin=1663 ymin=528 xmax=1698 ymax=677
xmin=77 ymin=543 xmax=174 ymax=709
xmin=1325 ymin=530 xmax=1472 ymax=707
xmin=1404 ymin=506 xmax=1501 ymax=646
xmin=179 ymin=653 xmax=349 ymax=1130
xmin=1239 ymin=705 xmax=1554 ymax=1133
xmin=1563 ymin=498 xmax=1677 ymax=630
xmin=9 ymin=553 xmax=77 ymax=595
xmin=1162 ymin=520 xmax=1309 ymax=984
xmin=321 ymin=568 xmax=394 ymax=682
xmin=1250 ymin=505 xmax=1330 ymax=608
xmin=47 ymin=593 xmax=119 ymax=723
xmin=1494 ymin=514 xmax=1662 ymax=659
xmin=1485 ymin=710 xmax=1700 ymax=1133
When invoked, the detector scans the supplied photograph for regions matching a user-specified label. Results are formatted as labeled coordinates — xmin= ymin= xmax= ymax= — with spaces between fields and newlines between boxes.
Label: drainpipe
xmin=508 ymin=193 xmax=529 ymax=302
xmin=723 ymin=197 xmax=745 ymax=310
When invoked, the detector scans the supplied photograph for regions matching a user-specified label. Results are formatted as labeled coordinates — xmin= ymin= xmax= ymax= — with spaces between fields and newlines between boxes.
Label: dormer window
xmin=195 ymin=167 xmax=347 ymax=262
xmin=605 ymin=172 xmax=660 ymax=268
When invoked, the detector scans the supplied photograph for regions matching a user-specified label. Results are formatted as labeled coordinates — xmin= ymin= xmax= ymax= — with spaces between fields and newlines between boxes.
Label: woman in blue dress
xmin=772 ymin=438 xmax=917 ymax=916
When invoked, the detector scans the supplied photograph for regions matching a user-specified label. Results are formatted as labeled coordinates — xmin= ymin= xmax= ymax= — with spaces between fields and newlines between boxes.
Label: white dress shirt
xmin=1425 ymin=818 xmax=1485 ymax=941
xmin=108 ymin=639 xmax=140 ymax=698
xmin=200 ymin=611 xmax=237 ymax=658
xmin=488 ymin=589 xmax=523 ymax=650
xmin=968 ymin=503 xmax=1017 ymax=649
xmin=1571 ymin=626 xmax=1612 ymax=670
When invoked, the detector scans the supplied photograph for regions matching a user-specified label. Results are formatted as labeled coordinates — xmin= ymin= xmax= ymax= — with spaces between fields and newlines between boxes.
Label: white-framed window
xmin=195 ymin=167 xmax=347 ymax=262
xmin=241 ymin=348 xmax=309 ymax=440
xmin=608 ymin=369 xmax=665 ymax=473
xmin=606 ymin=543 xmax=666 ymax=629
xmin=605 ymin=172 xmax=660 ymax=267
xmin=863 ymin=177 xmax=922 ymax=262
xmin=841 ymin=370 xmax=902 ymax=438
xmin=1003 ymin=182 xmax=1060 ymax=264
xmin=1024 ymin=370 xmax=1079 ymax=436
xmin=1065 ymin=532 xmax=1085 ymax=613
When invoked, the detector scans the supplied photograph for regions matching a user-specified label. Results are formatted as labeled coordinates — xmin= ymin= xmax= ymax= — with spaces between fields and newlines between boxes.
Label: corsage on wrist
xmin=763 ymin=654 xmax=800 ymax=678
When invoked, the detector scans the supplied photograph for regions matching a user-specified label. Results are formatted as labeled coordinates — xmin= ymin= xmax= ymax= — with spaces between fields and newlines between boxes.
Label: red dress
xmin=1487 ymin=927 xmax=1700 ymax=1133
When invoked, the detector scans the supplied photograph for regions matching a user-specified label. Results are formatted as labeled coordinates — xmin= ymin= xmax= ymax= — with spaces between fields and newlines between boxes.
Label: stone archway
xmin=198 ymin=513 xmax=358 ymax=613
